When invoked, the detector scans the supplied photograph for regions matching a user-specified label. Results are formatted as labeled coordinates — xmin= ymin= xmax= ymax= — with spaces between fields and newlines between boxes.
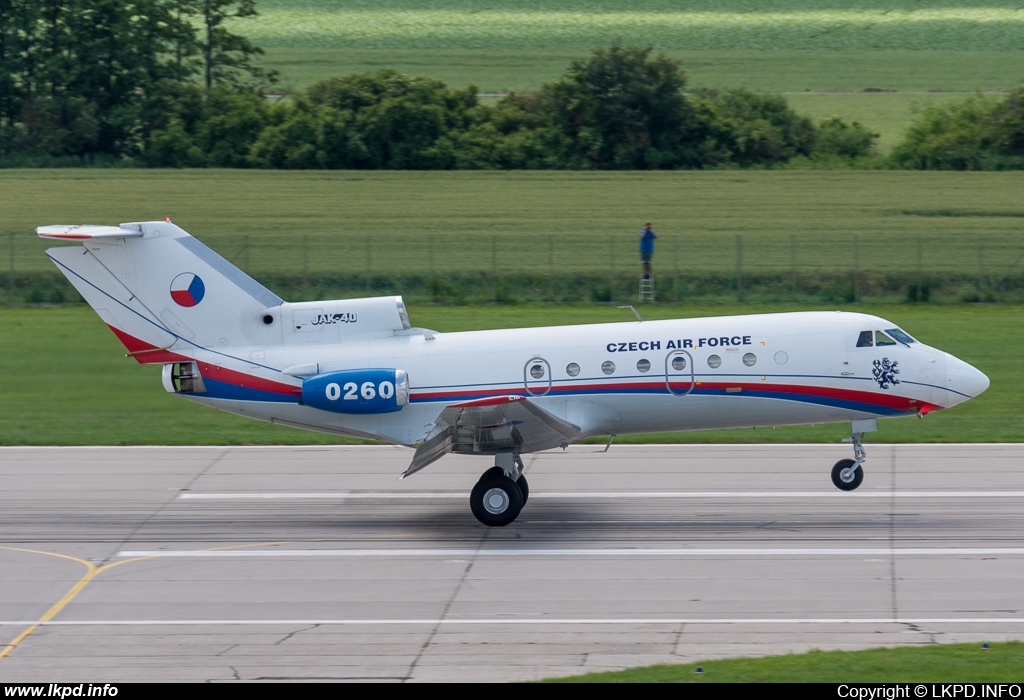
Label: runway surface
xmin=1 ymin=444 xmax=1022 ymax=683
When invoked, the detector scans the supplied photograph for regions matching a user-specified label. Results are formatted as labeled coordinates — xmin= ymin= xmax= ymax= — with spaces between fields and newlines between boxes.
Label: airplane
xmin=38 ymin=220 xmax=990 ymax=526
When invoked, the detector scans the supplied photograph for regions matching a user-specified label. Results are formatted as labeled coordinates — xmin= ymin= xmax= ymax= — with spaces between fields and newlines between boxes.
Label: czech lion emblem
xmin=872 ymin=357 xmax=900 ymax=390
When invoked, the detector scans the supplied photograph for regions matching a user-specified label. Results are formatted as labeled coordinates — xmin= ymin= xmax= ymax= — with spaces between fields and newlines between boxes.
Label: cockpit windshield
xmin=886 ymin=328 xmax=917 ymax=344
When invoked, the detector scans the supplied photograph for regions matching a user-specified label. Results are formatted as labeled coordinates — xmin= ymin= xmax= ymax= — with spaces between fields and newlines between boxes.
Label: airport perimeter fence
xmin=5 ymin=231 xmax=1024 ymax=305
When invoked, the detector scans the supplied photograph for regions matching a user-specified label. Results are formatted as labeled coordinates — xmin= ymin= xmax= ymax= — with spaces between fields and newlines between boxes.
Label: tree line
xmin=0 ymin=0 xmax=270 ymax=163
xmin=0 ymin=5 xmax=1019 ymax=171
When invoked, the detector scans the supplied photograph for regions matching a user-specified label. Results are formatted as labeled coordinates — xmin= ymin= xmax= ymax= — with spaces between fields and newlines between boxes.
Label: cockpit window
xmin=875 ymin=330 xmax=897 ymax=346
xmin=886 ymin=328 xmax=917 ymax=344
xmin=856 ymin=331 xmax=873 ymax=347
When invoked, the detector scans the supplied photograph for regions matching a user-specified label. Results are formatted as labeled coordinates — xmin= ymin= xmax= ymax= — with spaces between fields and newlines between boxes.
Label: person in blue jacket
xmin=638 ymin=222 xmax=657 ymax=279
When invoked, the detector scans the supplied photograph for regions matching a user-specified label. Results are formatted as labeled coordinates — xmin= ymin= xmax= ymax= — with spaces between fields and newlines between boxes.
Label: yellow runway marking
xmin=0 ymin=541 xmax=294 ymax=662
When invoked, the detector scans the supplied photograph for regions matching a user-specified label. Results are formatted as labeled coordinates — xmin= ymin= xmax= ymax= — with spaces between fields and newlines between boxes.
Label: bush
xmin=814 ymin=116 xmax=879 ymax=159
xmin=890 ymin=87 xmax=1024 ymax=170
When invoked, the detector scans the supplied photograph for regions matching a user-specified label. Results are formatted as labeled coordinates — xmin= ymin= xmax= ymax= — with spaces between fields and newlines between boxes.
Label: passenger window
xmin=856 ymin=331 xmax=873 ymax=347
xmin=742 ymin=353 xmax=757 ymax=367
xmin=566 ymin=362 xmax=580 ymax=377
xmin=636 ymin=359 xmax=651 ymax=373
xmin=602 ymin=361 xmax=616 ymax=375
xmin=671 ymin=356 xmax=686 ymax=371
xmin=707 ymin=355 xmax=722 ymax=369
xmin=530 ymin=364 xmax=545 ymax=379
xmin=774 ymin=351 xmax=788 ymax=365
xmin=875 ymin=331 xmax=897 ymax=347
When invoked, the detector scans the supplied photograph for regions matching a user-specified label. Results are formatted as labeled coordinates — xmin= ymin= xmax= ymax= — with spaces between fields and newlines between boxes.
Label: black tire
xmin=481 ymin=466 xmax=505 ymax=480
xmin=482 ymin=465 xmax=528 ymax=504
xmin=831 ymin=458 xmax=864 ymax=491
xmin=470 ymin=474 xmax=524 ymax=526
xmin=516 ymin=474 xmax=529 ymax=505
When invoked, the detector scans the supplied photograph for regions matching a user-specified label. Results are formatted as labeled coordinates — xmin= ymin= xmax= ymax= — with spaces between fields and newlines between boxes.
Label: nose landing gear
xmin=831 ymin=419 xmax=875 ymax=491
xmin=470 ymin=453 xmax=527 ymax=526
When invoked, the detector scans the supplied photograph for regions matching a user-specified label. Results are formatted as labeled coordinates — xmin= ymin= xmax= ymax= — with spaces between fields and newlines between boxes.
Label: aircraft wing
xmin=404 ymin=396 xmax=581 ymax=477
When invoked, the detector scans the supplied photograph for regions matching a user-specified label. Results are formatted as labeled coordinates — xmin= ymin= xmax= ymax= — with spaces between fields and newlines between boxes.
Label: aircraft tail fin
xmin=41 ymin=221 xmax=284 ymax=361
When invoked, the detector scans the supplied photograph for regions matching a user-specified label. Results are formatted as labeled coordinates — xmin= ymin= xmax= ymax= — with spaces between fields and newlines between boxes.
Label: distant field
xmin=263 ymin=49 xmax=1024 ymax=95
xmin=5 ymin=170 xmax=1023 ymax=303
xmin=248 ymin=1 xmax=1024 ymax=52
xmin=0 ymin=303 xmax=1016 ymax=445
xmin=249 ymin=2 xmax=1024 ymax=151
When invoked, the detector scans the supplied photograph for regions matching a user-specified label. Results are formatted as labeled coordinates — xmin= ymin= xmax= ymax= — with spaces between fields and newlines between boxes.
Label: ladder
xmin=638 ymin=275 xmax=655 ymax=302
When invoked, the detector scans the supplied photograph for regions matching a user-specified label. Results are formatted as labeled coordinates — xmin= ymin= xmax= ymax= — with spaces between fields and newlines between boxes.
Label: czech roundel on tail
xmin=39 ymin=221 xmax=990 ymax=526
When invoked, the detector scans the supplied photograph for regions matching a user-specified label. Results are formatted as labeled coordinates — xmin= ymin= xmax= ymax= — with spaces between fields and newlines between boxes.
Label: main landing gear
xmin=831 ymin=419 xmax=876 ymax=491
xmin=470 ymin=453 xmax=528 ymax=527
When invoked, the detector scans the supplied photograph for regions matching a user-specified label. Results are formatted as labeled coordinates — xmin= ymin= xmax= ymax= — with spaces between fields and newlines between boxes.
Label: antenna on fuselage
xmin=617 ymin=305 xmax=644 ymax=322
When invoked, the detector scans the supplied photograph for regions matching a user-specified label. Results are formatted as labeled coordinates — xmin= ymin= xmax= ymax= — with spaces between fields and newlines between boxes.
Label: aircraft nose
xmin=944 ymin=354 xmax=989 ymax=406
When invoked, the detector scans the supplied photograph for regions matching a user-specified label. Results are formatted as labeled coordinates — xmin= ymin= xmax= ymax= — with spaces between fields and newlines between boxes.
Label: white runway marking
xmin=177 ymin=491 xmax=1024 ymax=500
xmin=1 ymin=618 xmax=1022 ymax=627
xmin=119 ymin=547 xmax=1024 ymax=558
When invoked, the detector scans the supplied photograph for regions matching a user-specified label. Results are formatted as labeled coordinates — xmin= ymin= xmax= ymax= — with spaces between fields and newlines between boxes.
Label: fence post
xmin=8 ymin=233 xmax=14 ymax=302
xmin=547 ymin=235 xmax=554 ymax=302
xmin=791 ymin=234 xmax=797 ymax=298
xmin=978 ymin=237 xmax=984 ymax=299
xmin=736 ymin=234 xmax=743 ymax=302
xmin=302 ymin=234 xmax=309 ymax=289
xmin=852 ymin=234 xmax=859 ymax=303
xmin=428 ymin=234 xmax=434 ymax=302
xmin=673 ymin=235 xmax=679 ymax=303
xmin=916 ymin=237 xmax=923 ymax=302
xmin=609 ymin=235 xmax=615 ymax=302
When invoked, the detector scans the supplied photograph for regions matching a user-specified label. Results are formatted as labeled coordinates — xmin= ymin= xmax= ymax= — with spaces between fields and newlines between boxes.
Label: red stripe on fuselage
xmin=195 ymin=362 xmax=301 ymax=397
xmin=413 ymin=379 xmax=942 ymax=414
xmin=105 ymin=325 xmax=300 ymax=396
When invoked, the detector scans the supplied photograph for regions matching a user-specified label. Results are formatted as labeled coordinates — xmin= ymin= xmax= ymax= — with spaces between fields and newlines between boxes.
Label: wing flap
xmin=404 ymin=396 xmax=580 ymax=477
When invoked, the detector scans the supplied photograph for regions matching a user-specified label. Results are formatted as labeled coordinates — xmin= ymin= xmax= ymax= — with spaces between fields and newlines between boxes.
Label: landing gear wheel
xmin=831 ymin=458 xmax=864 ymax=491
xmin=516 ymin=474 xmax=529 ymax=505
xmin=470 ymin=474 xmax=524 ymax=526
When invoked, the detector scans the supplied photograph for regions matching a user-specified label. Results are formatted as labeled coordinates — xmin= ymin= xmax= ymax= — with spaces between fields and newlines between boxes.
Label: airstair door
xmin=524 ymin=357 xmax=552 ymax=396
xmin=665 ymin=350 xmax=695 ymax=396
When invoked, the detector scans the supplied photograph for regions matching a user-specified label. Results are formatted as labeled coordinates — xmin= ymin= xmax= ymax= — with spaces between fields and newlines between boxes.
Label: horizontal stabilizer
xmin=405 ymin=396 xmax=580 ymax=477
xmin=38 ymin=224 xmax=143 ymax=240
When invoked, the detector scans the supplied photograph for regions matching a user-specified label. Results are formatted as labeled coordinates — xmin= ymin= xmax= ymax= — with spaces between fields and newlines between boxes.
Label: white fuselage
xmin=180 ymin=311 xmax=987 ymax=449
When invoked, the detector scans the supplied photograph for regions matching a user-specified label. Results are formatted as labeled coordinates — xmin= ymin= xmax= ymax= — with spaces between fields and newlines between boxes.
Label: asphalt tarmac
xmin=1 ymin=444 xmax=1022 ymax=683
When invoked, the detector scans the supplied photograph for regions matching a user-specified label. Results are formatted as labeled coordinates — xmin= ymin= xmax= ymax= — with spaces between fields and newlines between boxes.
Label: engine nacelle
xmin=302 ymin=369 xmax=409 ymax=414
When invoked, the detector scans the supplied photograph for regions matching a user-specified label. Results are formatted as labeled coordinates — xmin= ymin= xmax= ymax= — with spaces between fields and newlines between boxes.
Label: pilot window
xmin=856 ymin=331 xmax=873 ymax=347
xmin=886 ymin=328 xmax=917 ymax=344
xmin=875 ymin=330 xmax=897 ymax=346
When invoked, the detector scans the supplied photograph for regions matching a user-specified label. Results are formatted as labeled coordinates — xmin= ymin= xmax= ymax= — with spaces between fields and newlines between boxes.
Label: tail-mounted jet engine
xmin=302 ymin=369 xmax=409 ymax=414
xmin=162 ymin=361 xmax=206 ymax=394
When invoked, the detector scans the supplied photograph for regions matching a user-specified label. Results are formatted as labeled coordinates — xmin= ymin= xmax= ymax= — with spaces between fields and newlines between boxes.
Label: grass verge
xmin=541 ymin=642 xmax=1024 ymax=683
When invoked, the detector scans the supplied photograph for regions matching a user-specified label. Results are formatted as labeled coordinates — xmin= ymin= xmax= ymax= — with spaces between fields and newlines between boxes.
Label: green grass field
xmin=0 ymin=302 xmax=1016 ymax=445
xmin=245 ymin=1 xmax=1024 ymax=151
xmin=5 ymin=170 xmax=1023 ymax=303
xmin=248 ymin=1 xmax=1024 ymax=52
xmin=542 ymin=642 xmax=1024 ymax=682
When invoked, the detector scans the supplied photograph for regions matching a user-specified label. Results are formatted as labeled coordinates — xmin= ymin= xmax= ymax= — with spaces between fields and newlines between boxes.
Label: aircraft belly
xmin=182 ymin=396 xmax=432 ymax=446
xmin=606 ymin=393 xmax=894 ymax=435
